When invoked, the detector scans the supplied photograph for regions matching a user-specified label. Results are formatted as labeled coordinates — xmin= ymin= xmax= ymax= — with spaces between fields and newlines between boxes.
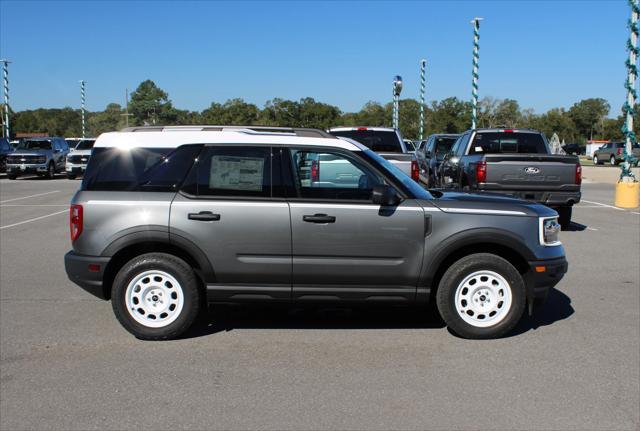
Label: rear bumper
xmin=64 ymin=251 xmax=111 ymax=299
xmin=478 ymin=188 xmax=581 ymax=206
xmin=526 ymin=257 xmax=568 ymax=299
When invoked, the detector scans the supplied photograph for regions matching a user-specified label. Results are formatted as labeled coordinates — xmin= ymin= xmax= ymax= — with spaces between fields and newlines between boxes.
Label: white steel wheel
xmin=593 ymin=155 xmax=599 ymax=165
xmin=454 ymin=270 xmax=513 ymax=328
xmin=125 ymin=270 xmax=184 ymax=328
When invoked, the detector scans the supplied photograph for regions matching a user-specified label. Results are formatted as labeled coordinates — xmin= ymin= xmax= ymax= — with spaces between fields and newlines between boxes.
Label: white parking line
xmin=0 ymin=204 xmax=68 ymax=207
xmin=0 ymin=190 xmax=60 ymax=204
xmin=0 ymin=209 xmax=68 ymax=230
xmin=581 ymin=200 xmax=626 ymax=211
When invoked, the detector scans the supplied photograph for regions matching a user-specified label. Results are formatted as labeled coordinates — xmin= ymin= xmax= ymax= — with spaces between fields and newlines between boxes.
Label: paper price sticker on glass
xmin=210 ymin=156 xmax=264 ymax=191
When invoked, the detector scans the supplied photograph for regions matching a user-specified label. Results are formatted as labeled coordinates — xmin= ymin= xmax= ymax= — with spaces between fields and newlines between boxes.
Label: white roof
xmin=95 ymin=129 xmax=363 ymax=151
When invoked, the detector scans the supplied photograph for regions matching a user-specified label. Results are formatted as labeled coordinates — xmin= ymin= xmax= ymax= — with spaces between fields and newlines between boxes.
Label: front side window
xmin=287 ymin=148 xmax=383 ymax=201
xmin=181 ymin=146 xmax=273 ymax=198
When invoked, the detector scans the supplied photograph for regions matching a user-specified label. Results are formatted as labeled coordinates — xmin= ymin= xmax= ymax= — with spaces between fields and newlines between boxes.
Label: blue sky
xmin=0 ymin=0 xmax=631 ymax=117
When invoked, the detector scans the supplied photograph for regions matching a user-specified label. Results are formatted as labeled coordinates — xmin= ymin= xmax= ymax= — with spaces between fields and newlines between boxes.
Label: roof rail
xmin=119 ymin=125 xmax=337 ymax=139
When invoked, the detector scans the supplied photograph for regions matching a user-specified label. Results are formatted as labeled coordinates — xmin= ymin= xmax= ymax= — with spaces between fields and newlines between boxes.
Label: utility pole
xmin=419 ymin=59 xmax=427 ymax=140
xmin=1 ymin=59 xmax=10 ymax=139
xmin=392 ymin=75 xmax=403 ymax=130
xmin=121 ymin=88 xmax=133 ymax=127
xmin=470 ymin=17 xmax=483 ymax=130
xmin=79 ymin=80 xmax=86 ymax=138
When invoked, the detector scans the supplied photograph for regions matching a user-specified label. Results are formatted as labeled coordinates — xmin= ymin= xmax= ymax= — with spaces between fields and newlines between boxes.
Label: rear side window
xmin=470 ymin=133 xmax=548 ymax=154
xmin=329 ymin=130 xmax=402 ymax=153
xmin=82 ymin=145 xmax=201 ymax=191
xmin=181 ymin=146 xmax=273 ymax=198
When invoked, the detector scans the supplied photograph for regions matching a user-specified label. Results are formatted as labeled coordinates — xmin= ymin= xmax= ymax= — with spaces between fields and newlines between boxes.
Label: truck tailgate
xmin=378 ymin=152 xmax=414 ymax=176
xmin=483 ymin=154 xmax=579 ymax=191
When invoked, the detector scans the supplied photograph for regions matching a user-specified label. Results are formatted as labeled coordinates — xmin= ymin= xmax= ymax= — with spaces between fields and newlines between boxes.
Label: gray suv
xmin=6 ymin=137 xmax=70 ymax=179
xmin=65 ymin=126 xmax=568 ymax=340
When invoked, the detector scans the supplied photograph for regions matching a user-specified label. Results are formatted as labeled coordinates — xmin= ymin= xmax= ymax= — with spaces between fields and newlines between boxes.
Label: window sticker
xmin=210 ymin=155 xmax=264 ymax=191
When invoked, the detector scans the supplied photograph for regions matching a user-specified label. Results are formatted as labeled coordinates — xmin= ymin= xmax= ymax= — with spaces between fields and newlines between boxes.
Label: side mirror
xmin=372 ymin=185 xmax=400 ymax=206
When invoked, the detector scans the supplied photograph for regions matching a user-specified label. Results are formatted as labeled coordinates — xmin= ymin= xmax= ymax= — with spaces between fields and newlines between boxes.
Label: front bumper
xmin=526 ymin=256 xmax=568 ymax=299
xmin=65 ymin=251 xmax=111 ymax=299
xmin=65 ymin=164 xmax=87 ymax=175
xmin=6 ymin=164 xmax=48 ymax=175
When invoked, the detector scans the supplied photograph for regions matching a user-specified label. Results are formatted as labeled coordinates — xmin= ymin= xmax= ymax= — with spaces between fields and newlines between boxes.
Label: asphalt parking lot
xmin=0 ymin=174 xmax=638 ymax=430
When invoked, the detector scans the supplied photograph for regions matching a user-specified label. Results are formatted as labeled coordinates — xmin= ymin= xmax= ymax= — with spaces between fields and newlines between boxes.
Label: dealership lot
xmin=0 ymin=175 xmax=638 ymax=430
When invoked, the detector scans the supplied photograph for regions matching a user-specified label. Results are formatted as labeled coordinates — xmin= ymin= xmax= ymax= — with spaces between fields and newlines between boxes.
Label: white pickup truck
xmin=328 ymin=127 xmax=419 ymax=182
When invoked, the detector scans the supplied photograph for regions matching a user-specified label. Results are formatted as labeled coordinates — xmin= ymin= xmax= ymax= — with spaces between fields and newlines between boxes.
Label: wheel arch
xmin=422 ymin=229 xmax=533 ymax=300
xmin=101 ymin=233 xmax=214 ymax=300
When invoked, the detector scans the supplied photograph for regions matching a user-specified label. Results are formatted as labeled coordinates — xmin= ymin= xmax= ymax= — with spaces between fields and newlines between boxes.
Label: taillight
xmin=503 ymin=129 xmax=514 ymax=133
xmin=411 ymin=160 xmax=420 ymax=182
xmin=575 ymin=163 xmax=582 ymax=185
xmin=311 ymin=160 xmax=320 ymax=182
xmin=617 ymin=148 xmax=623 ymax=155
xmin=357 ymin=127 xmax=368 ymax=131
xmin=70 ymin=204 xmax=83 ymax=241
xmin=476 ymin=161 xmax=487 ymax=183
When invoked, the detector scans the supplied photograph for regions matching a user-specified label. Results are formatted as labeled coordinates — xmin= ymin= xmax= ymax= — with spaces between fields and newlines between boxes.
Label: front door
xmin=170 ymin=145 xmax=291 ymax=300
xmin=284 ymin=147 xmax=426 ymax=301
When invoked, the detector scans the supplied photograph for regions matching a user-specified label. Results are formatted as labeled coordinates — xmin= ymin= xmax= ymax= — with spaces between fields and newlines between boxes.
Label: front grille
xmin=67 ymin=155 xmax=89 ymax=164
xmin=7 ymin=155 xmax=46 ymax=164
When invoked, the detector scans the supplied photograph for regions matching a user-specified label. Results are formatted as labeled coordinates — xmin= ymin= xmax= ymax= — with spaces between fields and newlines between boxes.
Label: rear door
xmin=283 ymin=146 xmax=425 ymax=301
xmin=170 ymin=145 xmax=292 ymax=300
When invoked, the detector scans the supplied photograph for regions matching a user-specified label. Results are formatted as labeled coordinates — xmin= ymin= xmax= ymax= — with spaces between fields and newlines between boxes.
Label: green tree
xmin=568 ymin=98 xmax=610 ymax=141
xmin=88 ymin=103 xmax=125 ymax=135
xmin=129 ymin=80 xmax=177 ymax=126
xmin=531 ymin=108 xmax=578 ymax=143
xmin=201 ymin=98 xmax=260 ymax=125
xmin=428 ymin=97 xmax=471 ymax=133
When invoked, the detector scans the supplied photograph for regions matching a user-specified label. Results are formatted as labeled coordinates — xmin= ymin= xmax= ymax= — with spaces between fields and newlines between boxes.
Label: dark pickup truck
xmin=439 ymin=128 xmax=581 ymax=228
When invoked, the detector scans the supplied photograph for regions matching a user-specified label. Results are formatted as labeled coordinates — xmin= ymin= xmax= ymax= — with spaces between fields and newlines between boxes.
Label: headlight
xmin=539 ymin=217 xmax=561 ymax=246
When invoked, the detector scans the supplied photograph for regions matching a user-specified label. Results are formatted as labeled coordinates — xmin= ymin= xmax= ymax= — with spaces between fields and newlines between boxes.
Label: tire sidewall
xmin=112 ymin=253 xmax=201 ymax=340
xmin=437 ymin=254 xmax=526 ymax=339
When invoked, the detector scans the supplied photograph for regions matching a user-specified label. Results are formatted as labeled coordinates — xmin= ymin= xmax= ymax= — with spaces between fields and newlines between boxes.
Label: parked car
xmin=65 ymin=125 xmax=567 ymax=340
xmin=6 ymin=137 xmax=70 ymax=179
xmin=438 ymin=128 xmax=581 ymax=228
xmin=561 ymin=143 xmax=584 ymax=156
xmin=65 ymin=138 xmax=96 ymax=179
xmin=415 ymin=133 xmax=460 ymax=187
xmin=0 ymin=137 xmax=14 ymax=173
xmin=328 ymin=127 xmax=419 ymax=182
xmin=592 ymin=141 xmax=640 ymax=166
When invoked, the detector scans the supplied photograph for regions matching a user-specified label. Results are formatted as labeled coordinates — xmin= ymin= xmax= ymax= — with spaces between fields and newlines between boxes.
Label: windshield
xmin=19 ymin=140 xmax=52 ymax=151
xmin=75 ymin=139 xmax=95 ymax=150
xmin=470 ymin=132 xmax=548 ymax=154
xmin=362 ymin=149 xmax=432 ymax=199
xmin=330 ymin=130 xmax=403 ymax=153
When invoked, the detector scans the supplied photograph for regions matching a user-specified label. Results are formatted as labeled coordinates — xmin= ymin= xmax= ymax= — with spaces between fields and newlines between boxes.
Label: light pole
xmin=1 ymin=59 xmax=10 ymax=139
xmin=419 ymin=59 xmax=427 ymax=140
xmin=615 ymin=0 xmax=640 ymax=208
xmin=121 ymin=88 xmax=133 ymax=127
xmin=470 ymin=17 xmax=483 ymax=130
xmin=392 ymin=75 xmax=403 ymax=130
xmin=79 ymin=80 xmax=86 ymax=138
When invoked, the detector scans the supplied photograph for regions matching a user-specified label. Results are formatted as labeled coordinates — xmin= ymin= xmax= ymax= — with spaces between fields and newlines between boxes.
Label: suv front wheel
xmin=111 ymin=253 xmax=202 ymax=340
xmin=436 ymin=253 xmax=526 ymax=339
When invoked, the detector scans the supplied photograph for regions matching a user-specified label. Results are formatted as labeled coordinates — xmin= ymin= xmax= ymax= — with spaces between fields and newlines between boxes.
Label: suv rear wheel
xmin=111 ymin=253 xmax=202 ymax=340
xmin=610 ymin=155 xmax=617 ymax=165
xmin=436 ymin=253 xmax=525 ymax=339
xmin=593 ymin=155 xmax=600 ymax=165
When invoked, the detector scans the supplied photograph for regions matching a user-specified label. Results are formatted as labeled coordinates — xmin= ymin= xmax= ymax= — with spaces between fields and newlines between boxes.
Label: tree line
xmin=2 ymin=79 xmax=635 ymax=144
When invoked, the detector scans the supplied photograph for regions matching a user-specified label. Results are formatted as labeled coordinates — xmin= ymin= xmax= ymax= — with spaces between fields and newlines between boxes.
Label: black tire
xmin=436 ymin=253 xmax=526 ymax=339
xmin=7 ymin=174 xmax=16 ymax=180
xmin=557 ymin=206 xmax=572 ymax=229
xmin=111 ymin=253 xmax=202 ymax=340
xmin=66 ymin=174 xmax=77 ymax=180
xmin=593 ymin=155 xmax=601 ymax=165
xmin=46 ymin=162 xmax=55 ymax=179
xmin=610 ymin=155 xmax=617 ymax=166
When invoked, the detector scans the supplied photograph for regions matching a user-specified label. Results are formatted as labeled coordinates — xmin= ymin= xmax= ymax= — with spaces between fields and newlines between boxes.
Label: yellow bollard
xmin=615 ymin=181 xmax=640 ymax=208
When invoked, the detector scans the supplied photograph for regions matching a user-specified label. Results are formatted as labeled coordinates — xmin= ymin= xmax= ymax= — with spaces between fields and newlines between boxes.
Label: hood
xmin=10 ymin=149 xmax=52 ymax=156
xmin=429 ymin=191 xmax=557 ymax=217
xmin=69 ymin=149 xmax=91 ymax=156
